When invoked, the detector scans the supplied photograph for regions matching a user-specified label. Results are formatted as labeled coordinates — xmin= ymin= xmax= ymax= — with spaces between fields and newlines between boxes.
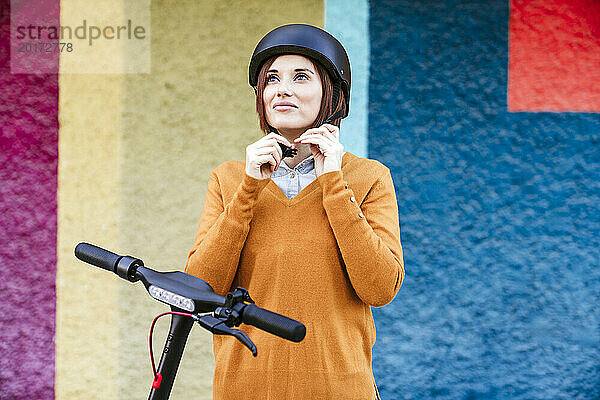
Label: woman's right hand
xmin=245 ymin=132 xmax=295 ymax=180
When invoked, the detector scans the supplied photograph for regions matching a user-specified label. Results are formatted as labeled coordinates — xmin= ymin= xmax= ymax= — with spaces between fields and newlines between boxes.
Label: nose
xmin=277 ymin=81 xmax=292 ymax=97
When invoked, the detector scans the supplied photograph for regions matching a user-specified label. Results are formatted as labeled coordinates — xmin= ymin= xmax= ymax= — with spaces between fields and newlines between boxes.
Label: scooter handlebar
xmin=75 ymin=242 xmax=121 ymax=273
xmin=242 ymin=304 xmax=306 ymax=343
xmin=74 ymin=243 xmax=307 ymax=343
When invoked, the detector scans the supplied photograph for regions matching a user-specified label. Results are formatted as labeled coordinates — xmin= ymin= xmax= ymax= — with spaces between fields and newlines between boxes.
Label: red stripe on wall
xmin=508 ymin=0 xmax=600 ymax=112
xmin=0 ymin=0 xmax=59 ymax=398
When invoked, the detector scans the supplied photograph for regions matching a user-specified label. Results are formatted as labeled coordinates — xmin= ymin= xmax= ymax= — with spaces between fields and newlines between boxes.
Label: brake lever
xmin=195 ymin=314 xmax=257 ymax=356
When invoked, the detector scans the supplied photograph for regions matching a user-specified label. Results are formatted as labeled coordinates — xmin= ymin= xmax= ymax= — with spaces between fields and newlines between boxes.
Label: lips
xmin=273 ymin=101 xmax=297 ymax=110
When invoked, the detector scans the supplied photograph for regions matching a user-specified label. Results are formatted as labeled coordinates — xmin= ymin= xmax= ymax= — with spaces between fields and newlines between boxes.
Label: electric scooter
xmin=74 ymin=242 xmax=306 ymax=400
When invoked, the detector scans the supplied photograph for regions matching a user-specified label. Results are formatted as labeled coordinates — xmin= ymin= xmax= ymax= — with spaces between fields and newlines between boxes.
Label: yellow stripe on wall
xmin=57 ymin=1 xmax=323 ymax=399
xmin=56 ymin=74 xmax=122 ymax=399
xmin=55 ymin=60 xmax=123 ymax=400
xmin=56 ymin=0 xmax=133 ymax=398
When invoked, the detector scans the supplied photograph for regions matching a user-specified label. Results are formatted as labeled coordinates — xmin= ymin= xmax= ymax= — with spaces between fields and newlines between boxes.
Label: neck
xmin=284 ymin=142 xmax=312 ymax=169
xmin=275 ymin=127 xmax=305 ymax=142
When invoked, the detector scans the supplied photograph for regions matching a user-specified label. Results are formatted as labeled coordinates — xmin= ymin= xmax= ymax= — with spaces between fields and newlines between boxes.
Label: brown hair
xmin=255 ymin=54 xmax=346 ymax=134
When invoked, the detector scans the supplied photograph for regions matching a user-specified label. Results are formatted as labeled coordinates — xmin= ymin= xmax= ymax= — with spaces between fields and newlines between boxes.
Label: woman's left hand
xmin=294 ymin=123 xmax=344 ymax=177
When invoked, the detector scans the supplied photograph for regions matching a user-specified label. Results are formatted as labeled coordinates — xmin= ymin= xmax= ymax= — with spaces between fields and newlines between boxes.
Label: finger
xmin=265 ymin=132 xmax=295 ymax=148
xmin=263 ymin=138 xmax=284 ymax=161
xmin=255 ymin=145 xmax=282 ymax=166
xmin=319 ymin=129 xmax=338 ymax=141
xmin=303 ymin=135 xmax=341 ymax=155
xmin=296 ymin=127 xmax=328 ymax=140
xmin=294 ymin=128 xmax=329 ymax=143
xmin=308 ymin=143 xmax=320 ymax=157
xmin=255 ymin=139 xmax=283 ymax=164
xmin=255 ymin=154 xmax=277 ymax=169
xmin=297 ymin=136 xmax=330 ymax=153
xmin=321 ymin=124 xmax=339 ymax=139
xmin=274 ymin=142 xmax=283 ymax=164
xmin=322 ymin=123 xmax=338 ymax=133
xmin=297 ymin=134 xmax=333 ymax=146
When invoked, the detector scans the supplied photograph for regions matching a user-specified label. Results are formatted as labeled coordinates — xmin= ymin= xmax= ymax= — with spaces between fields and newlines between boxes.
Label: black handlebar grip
xmin=241 ymin=304 xmax=306 ymax=343
xmin=74 ymin=242 xmax=121 ymax=273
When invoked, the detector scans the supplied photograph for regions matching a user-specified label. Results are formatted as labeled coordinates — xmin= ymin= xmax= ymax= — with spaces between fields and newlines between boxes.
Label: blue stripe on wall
xmin=325 ymin=0 xmax=369 ymax=158
xmin=369 ymin=1 xmax=600 ymax=399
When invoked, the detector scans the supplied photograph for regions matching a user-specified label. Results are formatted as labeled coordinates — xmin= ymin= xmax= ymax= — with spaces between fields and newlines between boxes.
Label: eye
xmin=266 ymin=74 xmax=278 ymax=83
xmin=295 ymin=73 xmax=309 ymax=81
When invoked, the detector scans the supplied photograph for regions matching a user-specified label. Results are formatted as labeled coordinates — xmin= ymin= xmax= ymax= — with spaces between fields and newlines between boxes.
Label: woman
xmin=185 ymin=24 xmax=404 ymax=400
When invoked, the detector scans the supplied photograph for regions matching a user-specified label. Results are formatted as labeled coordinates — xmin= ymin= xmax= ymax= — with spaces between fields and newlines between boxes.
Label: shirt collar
xmin=272 ymin=154 xmax=315 ymax=177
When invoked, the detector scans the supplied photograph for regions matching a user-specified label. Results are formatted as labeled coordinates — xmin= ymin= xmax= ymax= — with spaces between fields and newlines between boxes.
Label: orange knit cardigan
xmin=185 ymin=151 xmax=404 ymax=400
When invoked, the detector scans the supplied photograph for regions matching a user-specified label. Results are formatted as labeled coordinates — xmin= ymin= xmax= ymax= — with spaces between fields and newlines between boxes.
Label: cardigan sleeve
xmin=185 ymin=167 xmax=270 ymax=296
xmin=317 ymin=167 xmax=404 ymax=307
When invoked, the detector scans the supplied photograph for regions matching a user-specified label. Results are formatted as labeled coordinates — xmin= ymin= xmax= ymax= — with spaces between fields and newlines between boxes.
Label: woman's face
xmin=263 ymin=54 xmax=323 ymax=134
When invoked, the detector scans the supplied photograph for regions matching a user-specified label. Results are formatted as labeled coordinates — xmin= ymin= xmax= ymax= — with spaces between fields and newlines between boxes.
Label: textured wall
xmin=56 ymin=1 xmax=323 ymax=399
xmin=0 ymin=1 xmax=58 ymax=399
xmin=369 ymin=1 xmax=600 ymax=399
xmin=509 ymin=0 xmax=600 ymax=112
xmin=6 ymin=0 xmax=598 ymax=398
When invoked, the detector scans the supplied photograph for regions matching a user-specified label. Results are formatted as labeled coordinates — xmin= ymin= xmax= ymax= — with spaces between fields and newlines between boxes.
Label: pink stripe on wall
xmin=0 ymin=0 xmax=59 ymax=398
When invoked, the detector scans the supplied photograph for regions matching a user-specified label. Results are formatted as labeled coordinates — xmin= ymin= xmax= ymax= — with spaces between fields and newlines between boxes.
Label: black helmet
xmin=249 ymin=23 xmax=351 ymax=119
